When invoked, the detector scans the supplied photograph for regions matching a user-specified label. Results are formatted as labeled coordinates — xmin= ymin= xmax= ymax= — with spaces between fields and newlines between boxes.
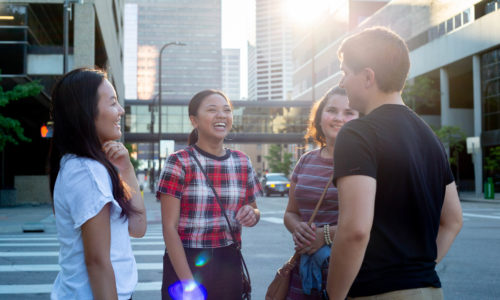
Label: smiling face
xmin=190 ymin=93 xmax=233 ymax=143
xmin=320 ymin=94 xmax=359 ymax=143
xmin=94 ymin=79 xmax=124 ymax=144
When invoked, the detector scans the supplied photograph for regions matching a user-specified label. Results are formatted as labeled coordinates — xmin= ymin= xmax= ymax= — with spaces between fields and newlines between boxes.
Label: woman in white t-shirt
xmin=48 ymin=68 xmax=147 ymax=300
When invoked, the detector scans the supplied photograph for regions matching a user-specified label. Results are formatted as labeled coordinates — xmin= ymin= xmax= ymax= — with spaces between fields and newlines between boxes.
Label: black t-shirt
xmin=333 ymin=104 xmax=454 ymax=297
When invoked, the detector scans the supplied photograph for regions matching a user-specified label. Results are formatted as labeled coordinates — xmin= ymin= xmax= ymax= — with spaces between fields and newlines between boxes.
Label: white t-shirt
xmin=51 ymin=155 xmax=137 ymax=300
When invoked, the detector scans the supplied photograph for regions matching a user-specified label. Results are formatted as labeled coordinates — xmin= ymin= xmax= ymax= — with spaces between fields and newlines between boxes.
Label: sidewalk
xmin=0 ymin=190 xmax=161 ymax=235
xmin=0 ymin=191 xmax=498 ymax=235
xmin=459 ymin=191 xmax=500 ymax=203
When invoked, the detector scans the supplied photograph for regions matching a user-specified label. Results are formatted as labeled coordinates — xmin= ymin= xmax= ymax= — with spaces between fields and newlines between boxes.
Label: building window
xmin=463 ymin=8 xmax=471 ymax=23
xmin=454 ymin=13 xmax=462 ymax=28
xmin=446 ymin=18 xmax=454 ymax=33
xmin=482 ymin=48 xmax=500 ymax=131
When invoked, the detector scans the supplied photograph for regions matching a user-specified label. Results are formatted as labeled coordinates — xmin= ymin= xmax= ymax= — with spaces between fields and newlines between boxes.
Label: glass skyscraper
xmin=126 ymin=0 xmax=222 ymax=101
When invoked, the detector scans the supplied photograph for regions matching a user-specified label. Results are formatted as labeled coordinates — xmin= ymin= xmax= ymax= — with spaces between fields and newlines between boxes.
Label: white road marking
xmin=261 ymin=217 xmax=283 ymax=224
xmin=463 ymin=213 xmax=500 ymax=220
xmin=0 ymin=281 xmax=163 ymax=294
xmin=0 ymin=263 xmax=163 ymax=272
xmin=0 ymin=241 xmax=165 ymax=247
xmin=0 ymin=250 xmax=164 ymax=257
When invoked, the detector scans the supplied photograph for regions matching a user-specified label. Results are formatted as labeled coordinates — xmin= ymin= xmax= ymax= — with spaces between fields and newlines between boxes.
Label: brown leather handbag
xmin=265 ymin=174 xmax=334 ymax=300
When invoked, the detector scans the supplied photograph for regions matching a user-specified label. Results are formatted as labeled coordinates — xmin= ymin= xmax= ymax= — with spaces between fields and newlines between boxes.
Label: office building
xmin=222 ymin=48 xmax=241 ymax=100
xmin=254 ymin=0 xmax=294 ymax=101
xmin=292 ymin=0 xmax=500 ymax=193
xmin=0 ymin=0 xmax=125 ymax=205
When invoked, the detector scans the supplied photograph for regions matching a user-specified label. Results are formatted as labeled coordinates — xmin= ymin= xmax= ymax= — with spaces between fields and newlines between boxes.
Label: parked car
xmin=261 ymin=173 xmax=290 ymax=197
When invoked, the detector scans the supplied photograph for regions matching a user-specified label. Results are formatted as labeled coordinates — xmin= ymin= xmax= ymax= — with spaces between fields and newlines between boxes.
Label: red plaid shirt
xmin=156 ymin=145 xmax=262 ymax=248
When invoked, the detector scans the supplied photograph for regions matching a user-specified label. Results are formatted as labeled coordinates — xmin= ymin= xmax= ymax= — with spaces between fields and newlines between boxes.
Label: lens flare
xmin=194 ymin=251 xmax=210 ymax=267
xmin=168 ymin=280 xmax=207 ymax=300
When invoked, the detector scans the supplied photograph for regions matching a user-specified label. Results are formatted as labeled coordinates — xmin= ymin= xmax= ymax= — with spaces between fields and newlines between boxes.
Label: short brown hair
xmin=305 ymin=86 xmax=346 ymax=147
xmin=337 ymin=27 xmax=410 ymax=93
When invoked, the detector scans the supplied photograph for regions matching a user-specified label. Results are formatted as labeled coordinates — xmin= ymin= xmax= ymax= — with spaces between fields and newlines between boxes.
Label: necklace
xmin=321 ymin=146 xmax=334 ymax=158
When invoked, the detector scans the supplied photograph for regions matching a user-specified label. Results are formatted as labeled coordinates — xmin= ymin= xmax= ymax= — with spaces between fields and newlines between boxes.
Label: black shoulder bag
xmin=187 ymin=150 xmax=252 ymax=300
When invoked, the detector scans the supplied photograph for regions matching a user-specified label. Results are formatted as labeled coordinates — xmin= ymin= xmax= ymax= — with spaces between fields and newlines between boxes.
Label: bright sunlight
xmin=285 ymin=0 xmax=336 ymax=27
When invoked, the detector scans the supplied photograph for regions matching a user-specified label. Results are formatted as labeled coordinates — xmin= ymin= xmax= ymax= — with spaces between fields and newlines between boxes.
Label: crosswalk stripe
xmin=0 ymin=250 xmax=164 ymax=257
xmin=463 ymin=213 xmax=500 ymax=220
xmin=0 ymin=235 xmax=164 ymax=242
xmin=0 ymin=263 xmax=163 ymax=272
xmin=0 ymin=241 xmax=165 ymax=247
xmin=0 ymin=281 xmax=163 ymax=294
xmin=261 ymin=217 xmax=283 ymax=224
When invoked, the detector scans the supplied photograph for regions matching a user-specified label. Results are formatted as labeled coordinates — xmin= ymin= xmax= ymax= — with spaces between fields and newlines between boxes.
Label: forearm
xmin=326 ymin=231 xmax=370 ymax=300
xmin=87 ymin=261 xmax=118 ymax=300
xmin=436 ymin=222 xmax=461 ymax=263
xmin=283 ymin=211 xmax=302 ymax=234
xmin=163 ymin=226 xmax=193 ymax=280
xmin=121 ymin=165 xmax=147 ymax=237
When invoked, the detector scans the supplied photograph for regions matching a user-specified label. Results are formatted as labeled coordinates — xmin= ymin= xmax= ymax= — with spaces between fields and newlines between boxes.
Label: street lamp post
xmin=158 ymin=41 xmax=185 ymax=173
xmin=63 ymin=0 xmax=83 ymax=73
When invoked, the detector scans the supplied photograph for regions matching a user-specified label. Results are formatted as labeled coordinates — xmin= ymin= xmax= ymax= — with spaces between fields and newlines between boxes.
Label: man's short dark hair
xmin=338 ymin=27 xmax=410 ymax=93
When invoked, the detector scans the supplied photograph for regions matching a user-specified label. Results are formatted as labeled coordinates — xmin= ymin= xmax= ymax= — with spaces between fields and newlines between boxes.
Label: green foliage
xmin=264 ymin=144 xmax=293 ymax=177
xmin=402 ymin=76 xmax=439 ymax=111
xmin=433 ymin=125 xmax=466 ymax=167
xmin=125 ymin=143 xmax=139 ymax=171
xmin=0 ymin=74 xmax=43 ymax=152
xmin=484 ymin=146 xmax=500 ymax=175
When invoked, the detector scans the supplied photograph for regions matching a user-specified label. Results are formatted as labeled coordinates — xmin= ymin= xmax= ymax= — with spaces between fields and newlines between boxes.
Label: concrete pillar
xmin=73 ymin=2 xmax=95 ymax=68
xmin=440 ymin=68 xmax=450 ymax=127
xmin=472 ymin=55 xmax=483 ymax=195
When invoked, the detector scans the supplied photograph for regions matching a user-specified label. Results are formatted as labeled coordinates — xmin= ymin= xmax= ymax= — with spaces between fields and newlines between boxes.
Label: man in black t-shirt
xmin=325 ymin=27 xmax=463 ymax=300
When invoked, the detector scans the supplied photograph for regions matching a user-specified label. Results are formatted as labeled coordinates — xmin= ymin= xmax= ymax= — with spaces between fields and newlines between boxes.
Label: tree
xmin=125 ymin=143 xmax=139 ymax=171
xmin=484 ymin=146 xmax=500 ymax=177
xmin=402 ymin=76 xmax=439 ymax=111
xmin=0 ymin=73 xmax=43 ymax=152
xmin=264 ymin=144 xmax=293 ymax=177
xmin=433 ymin=125 xmax=466 ymax=185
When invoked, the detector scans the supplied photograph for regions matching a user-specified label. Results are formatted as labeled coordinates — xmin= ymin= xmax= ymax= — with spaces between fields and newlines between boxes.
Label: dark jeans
xmin=162 ymin=245 xmax=243 ymax=300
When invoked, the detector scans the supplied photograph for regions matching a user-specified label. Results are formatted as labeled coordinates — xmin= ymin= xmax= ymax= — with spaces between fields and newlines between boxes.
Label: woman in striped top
xmin=283 ymin=86 xmax=359 ymax=299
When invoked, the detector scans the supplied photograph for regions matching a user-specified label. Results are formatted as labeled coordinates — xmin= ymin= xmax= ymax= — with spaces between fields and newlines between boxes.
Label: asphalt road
xmin=0 ymin=197 xmax=499 ymax=299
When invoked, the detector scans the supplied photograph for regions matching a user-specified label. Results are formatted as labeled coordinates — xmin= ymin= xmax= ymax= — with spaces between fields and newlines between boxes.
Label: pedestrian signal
xmin=40 ymin=122 xmax=53 ymax=138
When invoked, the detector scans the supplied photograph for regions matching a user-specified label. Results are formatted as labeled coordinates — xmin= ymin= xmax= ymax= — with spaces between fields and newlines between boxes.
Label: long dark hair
xmin=305 ymin=86 xmax=347 ymax=147
xmin=48 ymin=68 xmax=134 ymax=218
xmin=187 ymin=89 xmax=232 ymax=145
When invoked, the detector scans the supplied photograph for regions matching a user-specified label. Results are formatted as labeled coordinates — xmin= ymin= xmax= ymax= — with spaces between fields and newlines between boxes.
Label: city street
xmin=0 ymin=195 xmax=499 ymax=299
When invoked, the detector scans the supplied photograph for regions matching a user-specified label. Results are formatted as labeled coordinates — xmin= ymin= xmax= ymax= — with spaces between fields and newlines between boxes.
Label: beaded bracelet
xmin=324 ymin=224 xmax=332 ymax=245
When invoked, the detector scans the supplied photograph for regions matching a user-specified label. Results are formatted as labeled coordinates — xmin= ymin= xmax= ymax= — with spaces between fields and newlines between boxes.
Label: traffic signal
xmin=40 ymin=121 xmax=53 ymax=138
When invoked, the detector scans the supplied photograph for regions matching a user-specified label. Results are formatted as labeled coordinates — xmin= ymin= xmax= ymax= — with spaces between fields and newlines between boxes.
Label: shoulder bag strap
xmin=288 ymin=173 xmax=335 ymax=265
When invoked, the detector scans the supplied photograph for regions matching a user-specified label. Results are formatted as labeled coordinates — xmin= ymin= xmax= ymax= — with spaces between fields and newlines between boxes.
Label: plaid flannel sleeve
xmin=156 ymin=154 xmax=185 ymax=200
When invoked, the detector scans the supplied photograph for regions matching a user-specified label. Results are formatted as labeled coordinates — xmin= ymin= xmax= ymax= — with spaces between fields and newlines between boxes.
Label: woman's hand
xmin=298 ymin=226 xmax=327 ymax=255
xmin=235 ymin=205 xmax=258 ymax=227
xmin=293 ymin=222 xmax=318 ymax=254
xmin=103 ymin=141 xmax=132 ymax=172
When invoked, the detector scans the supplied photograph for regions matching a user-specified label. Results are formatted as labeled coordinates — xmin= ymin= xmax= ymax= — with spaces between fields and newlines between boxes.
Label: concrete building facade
xmin=0 ymin=0 xmax=125 ymax=205
xmin=292 ymin=0 xmax=500 ymax=194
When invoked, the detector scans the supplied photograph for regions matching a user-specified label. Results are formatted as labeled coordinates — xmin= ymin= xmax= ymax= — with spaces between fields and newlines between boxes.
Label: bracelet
xmin=323 ymin=224 xmax=332 ymax=245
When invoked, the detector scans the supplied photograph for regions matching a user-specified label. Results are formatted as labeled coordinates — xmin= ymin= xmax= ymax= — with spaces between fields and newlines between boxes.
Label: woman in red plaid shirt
xmin=157 ymin=89 xmax=263 ymax=299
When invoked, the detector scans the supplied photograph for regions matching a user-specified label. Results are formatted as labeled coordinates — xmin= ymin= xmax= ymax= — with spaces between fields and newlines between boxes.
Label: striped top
xmin=291 ymin=148 xmax=339 ymax=226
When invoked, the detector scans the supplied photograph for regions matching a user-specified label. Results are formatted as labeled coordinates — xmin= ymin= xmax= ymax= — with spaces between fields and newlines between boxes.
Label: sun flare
xmin=285 ymin=0 xmax=333 ymax=27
